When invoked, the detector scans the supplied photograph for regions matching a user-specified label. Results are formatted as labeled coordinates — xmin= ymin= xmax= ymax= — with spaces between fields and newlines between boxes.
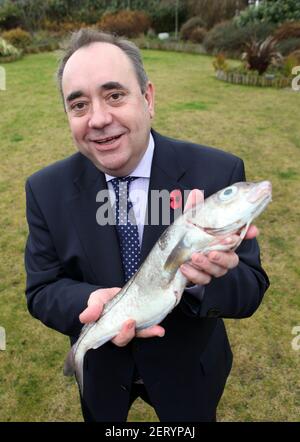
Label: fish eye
xmin=219 ymin=185 xmax=238 ymax=201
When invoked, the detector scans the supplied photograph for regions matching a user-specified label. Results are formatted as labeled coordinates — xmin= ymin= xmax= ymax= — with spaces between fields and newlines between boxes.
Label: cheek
xmin=69 ymin=118 xmax=86 ymax=142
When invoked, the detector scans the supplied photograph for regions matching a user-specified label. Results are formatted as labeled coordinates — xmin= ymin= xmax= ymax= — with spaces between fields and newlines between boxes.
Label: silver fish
xmin=64 ymin=180 xmax=272 ymax=393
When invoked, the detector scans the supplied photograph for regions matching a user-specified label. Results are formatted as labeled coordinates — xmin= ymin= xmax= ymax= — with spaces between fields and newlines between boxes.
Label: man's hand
xmin=79 ymin=288 xmax=165 ymax=347
xmin=180 ymin=189 xmax=259 ymax=286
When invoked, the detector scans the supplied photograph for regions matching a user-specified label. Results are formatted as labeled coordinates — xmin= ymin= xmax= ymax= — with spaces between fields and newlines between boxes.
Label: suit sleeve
xmin=180 ymin=158 xmax=269 ymax=319
xmin=25 ymin=180 xmax=102 ymax=338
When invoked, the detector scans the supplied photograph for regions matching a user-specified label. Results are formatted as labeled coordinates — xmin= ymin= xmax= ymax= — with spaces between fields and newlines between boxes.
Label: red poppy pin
xmin=170 ymin=189 xmax=182 ymax=210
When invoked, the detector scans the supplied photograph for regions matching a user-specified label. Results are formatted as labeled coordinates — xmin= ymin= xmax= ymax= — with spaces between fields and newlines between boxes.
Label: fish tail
xmin=74 ymin=351 xmax=85 ymax=395
xmin=63 ymin=344 xmax=85 ymax=394
xmin=63 ymin=345 xmax=76 ymax=376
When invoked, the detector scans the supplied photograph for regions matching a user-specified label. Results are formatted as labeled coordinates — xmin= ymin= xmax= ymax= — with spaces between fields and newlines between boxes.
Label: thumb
xmin=184 ymin=189 xmax=204 ymax=212
xmin=79 ymin=287 xmax=121 ymax=324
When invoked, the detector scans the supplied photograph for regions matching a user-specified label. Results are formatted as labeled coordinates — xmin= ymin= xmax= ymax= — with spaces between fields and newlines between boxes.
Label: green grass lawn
xmin=0 ymin=49 xmax=299 ymax=422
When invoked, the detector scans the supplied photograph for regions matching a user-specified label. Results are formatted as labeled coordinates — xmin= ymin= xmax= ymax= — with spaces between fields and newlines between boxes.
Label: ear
xmin=144 ymin=81 xmax=155 ymax=119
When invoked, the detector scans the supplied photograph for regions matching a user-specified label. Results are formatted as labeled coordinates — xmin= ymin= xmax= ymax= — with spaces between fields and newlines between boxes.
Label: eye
xmin=219 ymin=185 xmax=238 ymax=201
xmin=108 ymin=92 xmax=125 ymax=104
xmin=70 ymin=101 xmax=88 ymax=113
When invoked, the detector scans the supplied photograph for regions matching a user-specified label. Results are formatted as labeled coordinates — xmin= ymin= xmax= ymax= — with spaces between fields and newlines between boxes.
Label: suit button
xmin=121 ymin=385 xmax=129 ymax=392
xmin=207 ymin=309 xmax=220 ymax=318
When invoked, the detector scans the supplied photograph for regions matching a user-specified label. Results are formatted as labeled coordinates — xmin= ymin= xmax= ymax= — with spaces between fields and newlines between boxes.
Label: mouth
xmin=90 ymin=133 xmax=124 ymax=148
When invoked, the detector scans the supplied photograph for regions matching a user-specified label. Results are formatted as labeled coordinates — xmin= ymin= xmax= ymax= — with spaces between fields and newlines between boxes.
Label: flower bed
xmin=215 ymin=69 xmax=292 ymax=88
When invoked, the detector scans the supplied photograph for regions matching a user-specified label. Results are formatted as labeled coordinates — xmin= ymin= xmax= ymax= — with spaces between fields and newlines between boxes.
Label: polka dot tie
xmin=110 ymin=176 xmax=141 ymax=283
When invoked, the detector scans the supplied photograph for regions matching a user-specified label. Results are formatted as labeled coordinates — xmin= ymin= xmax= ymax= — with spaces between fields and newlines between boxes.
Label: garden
xmin=0 ymin=0 xmax=299 ymax=422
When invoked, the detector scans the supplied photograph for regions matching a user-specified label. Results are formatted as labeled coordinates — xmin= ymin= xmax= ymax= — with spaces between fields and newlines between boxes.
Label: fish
xmin=64 ymin=180 xmax=272 ymax=394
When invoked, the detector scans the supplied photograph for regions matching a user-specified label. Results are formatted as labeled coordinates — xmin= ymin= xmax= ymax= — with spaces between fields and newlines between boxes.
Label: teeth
xmin=95 ymin=135 xmax=120 ymax=144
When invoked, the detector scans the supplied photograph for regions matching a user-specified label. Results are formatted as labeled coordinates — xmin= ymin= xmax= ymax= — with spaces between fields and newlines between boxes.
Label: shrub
xmin=98 ymin=10 xmax=151 ymax=38
xmin=237 ymin=0 xmax=300 ymax=27
xmin=0 ymin=1 xmax=23 ymax=30
xmin=0 ymin=36 xmax=22 ymax=60
xmin=274 ymin=21 xmax=300 ymax=41
xmin=281 ymin=54 xmax=300 ymax=77
xmin=40 ymin=19 xmax=88 ymax=35
xmin=180 ymin=17 xmax=205 ymax=41
xmin=203 ymin=20 xmax=277 ymax=56
xmin=190 ymin=27 xmax=207 ymax=44
xmin=276 ymin=37 xmax=300 ymax=56
xmin=242 ymin=36 xmax=282 ymax=75
xmin=2 ymin=27 xmax=32 ymax=49
xmin=186 ymin=0 xmax=248 ymax=29
xmin=212 ymin=53 xmax=229 ymax=71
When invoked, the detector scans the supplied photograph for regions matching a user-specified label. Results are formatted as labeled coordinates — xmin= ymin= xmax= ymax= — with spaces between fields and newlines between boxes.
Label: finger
xmin=180 ymin=263 xmax=212 ymax=285
xmin=207 ymin=250 xmax=239 ymax=270
xmin=190 ymin=253 xmax=228 ymax=277
xmin=80 ymin=287 xmax=121 ymax=324
xmin=79 ymin=301 xmax=104 ymax=324
xmin=245 ymin=225 xmax=259 ymax=239
xmin=136 ymin=325 xmax=165 ymax=338
xmin=184 ymin=189 xmax=204 ymax=212
xmin=111 ymin=320 xmax=136 ymax=347
xmin=89 ymin=287 xmax=121 ymax=305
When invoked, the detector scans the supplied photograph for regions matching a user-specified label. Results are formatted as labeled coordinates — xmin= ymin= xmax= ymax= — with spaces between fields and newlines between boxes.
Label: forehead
xmin=62 ymin=42 xmax=137 ymax=94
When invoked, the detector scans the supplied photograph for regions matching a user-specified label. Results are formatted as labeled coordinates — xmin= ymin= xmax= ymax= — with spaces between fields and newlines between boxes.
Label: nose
xmin=88 ymin=102 xmax=113 ymax=129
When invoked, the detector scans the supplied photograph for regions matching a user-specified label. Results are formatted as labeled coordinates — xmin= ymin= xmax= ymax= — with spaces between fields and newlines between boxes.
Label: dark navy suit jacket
xmin=25 ymin=130 xmax=269 ymax=421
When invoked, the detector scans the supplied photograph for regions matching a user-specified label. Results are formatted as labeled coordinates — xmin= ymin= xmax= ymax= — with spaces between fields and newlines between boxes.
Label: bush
xmin=2 ymin=27 xmax=32 ymax=49
xmin=180 ymin=17 xmax=205 ymax=41
xmin=190 ymin=27 xmax=207 ymax=44
xmin=242 ymin=36 xmax=282 ymax=75
xmin=0 ymin=36 xmax=22 ymax=60
xmin=0 ymin=1 xmax=23 ymax=30
xmin=276 ymin=37 xmax=300 ymax=56
xmin=203 ymin=20 xmax=277 ymax=56
xmin=212 ymin=53 xmax=229 ymax=71
xmin=237 ymin=0 xmax=300 ymax=27
xmin=98 ymin=10 xmax=151 ymax=38
xmin=40 ymin=19 xmax=88 ymax=36
xmin=274 ymin=21 xmax=300 ymax=41
xmin=186 ymin=0 xmax=248 ymax=29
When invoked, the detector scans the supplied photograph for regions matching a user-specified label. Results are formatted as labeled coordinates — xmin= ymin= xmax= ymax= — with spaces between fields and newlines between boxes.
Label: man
xmin=25 ymin=29 xmax=269 ymax=422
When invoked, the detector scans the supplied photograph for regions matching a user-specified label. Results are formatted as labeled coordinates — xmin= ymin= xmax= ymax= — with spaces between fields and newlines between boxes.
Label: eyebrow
xmin=66 ymin=82 xmax=128 ymax=103
xmin=101 ymin=81 xmax=128 ymax=91
xmin=66 ymin=90 xmax=84 ymax=103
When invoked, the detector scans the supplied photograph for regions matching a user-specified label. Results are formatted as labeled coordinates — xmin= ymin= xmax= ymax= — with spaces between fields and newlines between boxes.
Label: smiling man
xmin=25 ymin=29 xmax=269 ymax=422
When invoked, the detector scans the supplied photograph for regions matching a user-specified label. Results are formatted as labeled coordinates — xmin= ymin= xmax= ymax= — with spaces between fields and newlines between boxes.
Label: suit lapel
xmin=141 ymin=131 xmax=189 ymax=263
xmin=67 ymin=156 xmax=124 ymax=286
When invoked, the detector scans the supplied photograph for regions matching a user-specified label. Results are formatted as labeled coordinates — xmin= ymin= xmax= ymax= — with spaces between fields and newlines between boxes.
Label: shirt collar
xmin=105 ymin=132 xmax=154 ymax=182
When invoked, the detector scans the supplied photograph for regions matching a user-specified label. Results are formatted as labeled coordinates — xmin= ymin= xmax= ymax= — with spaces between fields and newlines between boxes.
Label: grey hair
xmin=57 ymin=28 xmax=149 ymax=103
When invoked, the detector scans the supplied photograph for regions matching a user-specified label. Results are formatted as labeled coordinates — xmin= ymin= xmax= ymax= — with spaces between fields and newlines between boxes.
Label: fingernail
xmin=224 ymin=237 xmax=233 ymax=244
xmin=128 ymin=321 xmax=135 ymax=329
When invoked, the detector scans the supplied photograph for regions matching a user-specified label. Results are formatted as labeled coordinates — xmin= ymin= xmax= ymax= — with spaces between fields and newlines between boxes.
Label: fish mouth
xmin=250 ymin=193 xmax=272 ymax=219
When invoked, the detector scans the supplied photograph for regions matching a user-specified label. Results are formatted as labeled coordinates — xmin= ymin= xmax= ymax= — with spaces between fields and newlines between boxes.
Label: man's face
xmin=62 ymin=42 xmax=155 ymax=177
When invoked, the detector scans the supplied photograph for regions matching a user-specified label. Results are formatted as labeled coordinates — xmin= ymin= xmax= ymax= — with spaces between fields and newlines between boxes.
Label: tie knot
xmin=110 ymin=176 xmax=138 ymax=194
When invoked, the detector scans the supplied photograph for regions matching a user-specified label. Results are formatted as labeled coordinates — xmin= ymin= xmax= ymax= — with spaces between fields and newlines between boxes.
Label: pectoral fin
xmin=164 ymin=234 xmax=191 ymax=274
